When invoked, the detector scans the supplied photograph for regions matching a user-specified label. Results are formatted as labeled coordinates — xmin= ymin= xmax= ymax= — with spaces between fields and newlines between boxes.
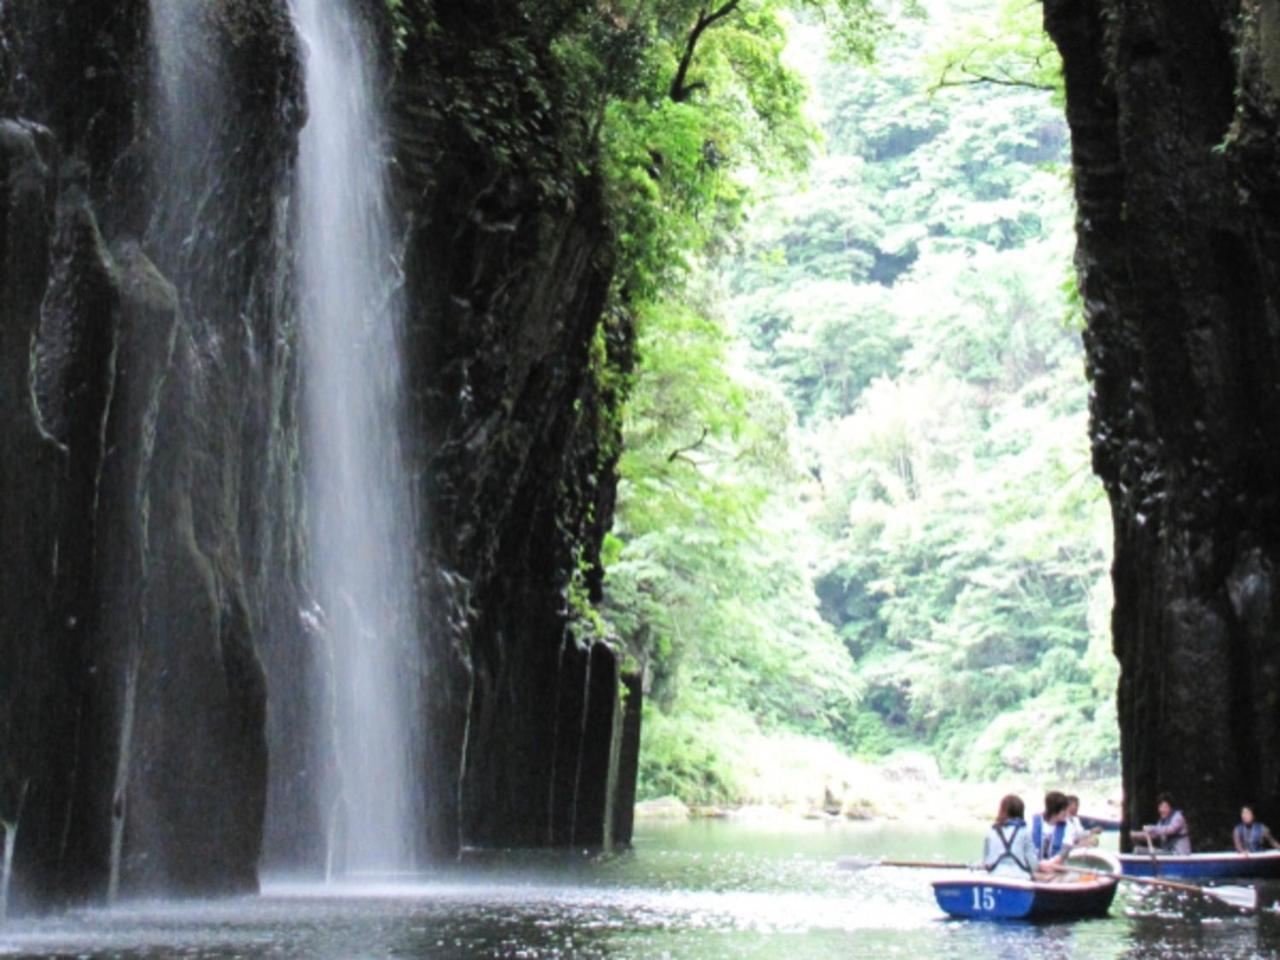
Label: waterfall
xmin=107 ymin=657 xmax=140 ymax=903
xmin=0 ymin=781 xmax=27 ymax=922
xmin=291 ymin=0 xmax=425 ymax=875
xmin=0 ymin=822 xmax=14 ymax=923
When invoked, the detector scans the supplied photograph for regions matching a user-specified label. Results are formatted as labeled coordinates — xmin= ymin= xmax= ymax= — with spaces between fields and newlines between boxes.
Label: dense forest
xmin=601 ymin=0 xmax=1120 ymax=804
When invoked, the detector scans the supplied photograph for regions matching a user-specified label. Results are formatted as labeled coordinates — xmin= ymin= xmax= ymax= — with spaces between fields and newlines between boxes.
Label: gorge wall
xmin=0 ymin=0 xmax=637 ymax=910
xmin=1045 ymin=0 xmax=1280 ymax=847
xmin=378 ymin=0 xmax=642 ymax=858
xmin=0 ymin=0 xmax=304 ymax=904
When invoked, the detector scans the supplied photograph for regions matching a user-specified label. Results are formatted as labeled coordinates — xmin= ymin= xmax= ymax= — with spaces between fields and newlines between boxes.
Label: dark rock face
xmin=0 ymin=0 xmax=305 ymax=905
xmin=1046 ymin=0 xmax=1280 ymax=848
xmin=2 ymin=0 xmax=638 ymax=909
xmin=386 ymin=2 xmax=640 ymax=854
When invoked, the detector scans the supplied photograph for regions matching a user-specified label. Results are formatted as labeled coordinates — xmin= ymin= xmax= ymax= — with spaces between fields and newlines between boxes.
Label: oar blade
xmin=1208 ymin=885 xmax=1257 ymax=912
xmin=836 ymin=856 xmax=877 ymax=871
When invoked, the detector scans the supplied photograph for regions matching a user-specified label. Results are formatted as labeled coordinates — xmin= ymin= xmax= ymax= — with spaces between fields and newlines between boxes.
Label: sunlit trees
xmin=729 ymin=11 xmax=1117 ymax=782
xmin=594 ymin=0 xmax=1119 ymax=802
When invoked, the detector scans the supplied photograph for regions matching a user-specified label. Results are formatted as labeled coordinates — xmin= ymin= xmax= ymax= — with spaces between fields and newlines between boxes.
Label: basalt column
xmin=0 ymin=0 xmax=304 ymax=907
xmin=1045 ymin=0 xmax=1280 ymax=848
xmin=390 ymin=2 xmax=641 ymax=853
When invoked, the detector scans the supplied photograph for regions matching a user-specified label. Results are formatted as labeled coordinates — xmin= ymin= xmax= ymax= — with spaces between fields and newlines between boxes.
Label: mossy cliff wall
xmin=0 ymin=0 xmax=636 ymax=909
xmin=1046 ymin=0 xmax=1280 ymax=847
xmin=386 ymin=0 xmax=638 ymax=855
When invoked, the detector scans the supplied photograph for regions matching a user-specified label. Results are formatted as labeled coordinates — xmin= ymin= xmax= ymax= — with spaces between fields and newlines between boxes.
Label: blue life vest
xmin=1032 ymin=813 xmax=1067 ymax=858
xmin=1236 ymin=822 xmax=1265 ymax=852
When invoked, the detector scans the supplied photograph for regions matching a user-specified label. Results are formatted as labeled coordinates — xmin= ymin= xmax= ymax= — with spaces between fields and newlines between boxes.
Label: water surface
xmin=3 ymin=820 xmax=1279 ymax=959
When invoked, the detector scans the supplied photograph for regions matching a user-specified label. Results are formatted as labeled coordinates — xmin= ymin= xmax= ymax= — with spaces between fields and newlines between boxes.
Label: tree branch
xmin=930 ymin=56 xmax=1056 ymax=94
xmin=667 ymin=426 xmax=711 ymax=463
xmin=670 ymin=1 xmax=741 ymax=103
xmin=934 ymin=71 xmax=1056 ymax=92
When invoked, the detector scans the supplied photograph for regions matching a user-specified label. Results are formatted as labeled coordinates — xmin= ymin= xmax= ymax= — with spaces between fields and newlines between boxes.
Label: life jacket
xmin=1032 ymin=813 xmax=1067 ymax=858
xmin=1236 ymin=822 xmax=1265 ymax=852
xmin=1155 ymin=811 xmax=1188 ymax=845
xmin=988 ymin=819 xmax=1031 ymax=875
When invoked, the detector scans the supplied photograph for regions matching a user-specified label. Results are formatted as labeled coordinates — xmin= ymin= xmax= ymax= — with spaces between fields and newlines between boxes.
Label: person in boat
xmin=1233 ymin=804 xmax=1280 ymax=854
xmin=1063 ymin=794 xmax=1101 ymax=849
xmin=1130 ymin=792 xmax=1191 ymax=854
xmin=983 ymin=794 xmax=1040 ymax=878
xmin=1032 ymin=791 xmax=1072 ymax=861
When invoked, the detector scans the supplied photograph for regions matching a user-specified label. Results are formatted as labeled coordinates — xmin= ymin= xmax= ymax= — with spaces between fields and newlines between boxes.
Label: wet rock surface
xmin=388 ymin=1 xmax=638 ymax=857
xmin=1 ymin=0 xmax=636 ymax=909
xmin=1 ymin=0 xmax=303 ymax=905
xmin=1046 ymin=0 xmax=1280 ymax=848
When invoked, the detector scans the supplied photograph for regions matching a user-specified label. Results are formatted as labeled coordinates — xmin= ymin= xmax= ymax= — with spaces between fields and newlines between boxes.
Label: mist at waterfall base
xmin=5 ymin=822 xmax=1280 ymax=959
xmin=291 ymin=0 xmax=425 ymax=877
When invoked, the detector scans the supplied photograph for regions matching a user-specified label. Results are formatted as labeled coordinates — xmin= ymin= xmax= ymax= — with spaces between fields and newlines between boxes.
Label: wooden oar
xmin=837 ymin=856 xmax=973 ymax=871
xmin=1056 ymin=863 xmax=1257 ymax=911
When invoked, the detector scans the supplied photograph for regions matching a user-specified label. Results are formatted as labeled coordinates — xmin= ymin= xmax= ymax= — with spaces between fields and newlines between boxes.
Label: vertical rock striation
xmin=1 ymin=0 xmax=639 ymax=909
xmin=388 ymin=0 xmax=640 ymax=855
xmin=0 ymin=0 xmax=304 ymax=905
xmin=1045 ymin=0 xmax=1280 ymax=846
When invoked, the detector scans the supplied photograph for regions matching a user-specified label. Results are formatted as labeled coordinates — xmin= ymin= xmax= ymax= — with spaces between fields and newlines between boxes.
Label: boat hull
xmin=1119 ymin=850 xmax=1280 ymax=879
xmin=932 ymin=874 xmax=1118 ymax=921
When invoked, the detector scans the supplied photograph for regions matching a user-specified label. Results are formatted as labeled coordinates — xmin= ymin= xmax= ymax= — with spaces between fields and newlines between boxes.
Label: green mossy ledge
xmin=1046 ymin=0 xmax=1280 ymax=850
xmin=0 ymin=0 xmax=636 ymax=910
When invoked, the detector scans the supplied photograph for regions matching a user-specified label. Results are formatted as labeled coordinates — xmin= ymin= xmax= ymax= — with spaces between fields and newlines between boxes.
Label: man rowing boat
xmin=1130 ymin=792 xmax=1191 ymax=855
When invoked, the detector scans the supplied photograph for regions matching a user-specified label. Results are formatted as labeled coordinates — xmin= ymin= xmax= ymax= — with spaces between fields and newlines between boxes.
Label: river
xmin=2 ymin=820 xmax=1279 ymax=958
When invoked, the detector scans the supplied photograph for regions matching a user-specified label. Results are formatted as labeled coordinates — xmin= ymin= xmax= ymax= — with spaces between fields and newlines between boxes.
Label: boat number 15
xmin=972 ymin=887 xmax=996 ymax=911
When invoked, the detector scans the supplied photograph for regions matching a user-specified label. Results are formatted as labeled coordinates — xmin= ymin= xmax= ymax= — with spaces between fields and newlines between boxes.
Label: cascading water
xmin=0 ymin=830 xmax=12 ymax=922
xmin=291 ymin=0 xmax=425 ymax=875
xmin=0 ymin=782 xmax=24 ymax=922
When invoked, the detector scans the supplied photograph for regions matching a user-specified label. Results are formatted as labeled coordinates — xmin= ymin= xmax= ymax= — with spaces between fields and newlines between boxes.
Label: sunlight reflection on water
xmin=2 ymin=821 xmax=1279 ymax=959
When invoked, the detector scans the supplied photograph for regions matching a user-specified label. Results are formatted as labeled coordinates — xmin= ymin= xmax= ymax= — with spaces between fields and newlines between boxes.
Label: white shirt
xmin=1063 ymin=815 xmax=1090 ymax=848
xmin=982 ymin=821 xmax=1041 ymax=877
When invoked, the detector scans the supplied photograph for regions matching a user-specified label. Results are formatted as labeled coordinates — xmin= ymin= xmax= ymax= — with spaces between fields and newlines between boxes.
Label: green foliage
xmin=604 ymin=289 xmax=863 ymax=758
xmin=590 ymin=0 xmax=1115 ymax=803
xmin=582 ymin=0 xmax=894 ymax=807
xmin=637 ymin=700 xmax=753 ymax=804
xmin=594 ymin=3 xmax=826 ymax=302
xmin=726 ymin=6 xmax=1117 ymax=783
xmin=923 ymin=0 xmax=1064 ymax=103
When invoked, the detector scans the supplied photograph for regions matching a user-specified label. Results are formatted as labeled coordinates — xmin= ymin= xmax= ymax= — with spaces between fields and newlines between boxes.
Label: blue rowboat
xmin=1119 ymin=849 xmax=1280 ymax=880
xmin=932 ymin=853 xmax=1120 ymax=921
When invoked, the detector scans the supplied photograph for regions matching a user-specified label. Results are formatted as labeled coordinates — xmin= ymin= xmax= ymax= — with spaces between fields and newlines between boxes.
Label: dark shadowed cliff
xmin=1 ymin=0 xmax=303 ymax=905
xmin=0 ymin=0 xmax=636 ymax=910
xmin=1046 ymin=0 xmax=1280 ymax=847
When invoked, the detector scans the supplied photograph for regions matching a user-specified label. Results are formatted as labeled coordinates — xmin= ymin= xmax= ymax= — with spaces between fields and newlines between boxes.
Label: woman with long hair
xmin=982 ymin=794 xmax=1040 ymax=878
